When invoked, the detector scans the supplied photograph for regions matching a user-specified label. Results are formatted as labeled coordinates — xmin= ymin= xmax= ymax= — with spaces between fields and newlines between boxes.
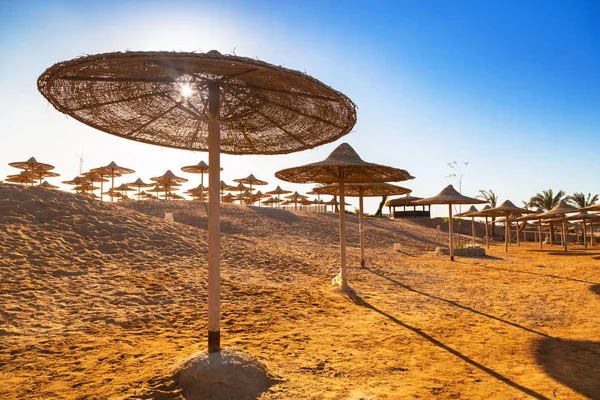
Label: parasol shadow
xmin=345 ymin=289 xmax=549 ymax=400
xmin=534 ymin=338 xmax=600 ymax=399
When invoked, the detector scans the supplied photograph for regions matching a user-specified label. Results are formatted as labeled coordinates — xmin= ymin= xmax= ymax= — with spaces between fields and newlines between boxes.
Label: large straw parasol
xmin=414 ymin=185 xmax=486 ymax=261
xmin=580 ymin=203 xmax=600 ymax=212
xmin=276 ymin=143 xmax=413 ymax=287
xmin=536 ymin=200 xmax=579 ymax=252
xmin=478 ymin=200 xmax=532 ymax=253
xmin=181 ymin=161 xmax=223 ymax=201
xmin=314 ymin=183 xmax=412 ymax=267
xmin=91 ymin=161 xmax=135 ymax=202
xmin=39 ymin=50 xmax=357 ymax=356
xmin=151 ymin=170 xmax=188 ymax=200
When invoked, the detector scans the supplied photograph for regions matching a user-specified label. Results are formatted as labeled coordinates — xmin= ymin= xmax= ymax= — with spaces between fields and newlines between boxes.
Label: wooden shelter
xmin=385 ymin=195 xmax=429 ymax=218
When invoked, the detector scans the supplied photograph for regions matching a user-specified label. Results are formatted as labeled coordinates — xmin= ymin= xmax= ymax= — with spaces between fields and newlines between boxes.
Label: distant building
xmin=385 ymin=195 xmax=431 ymax=218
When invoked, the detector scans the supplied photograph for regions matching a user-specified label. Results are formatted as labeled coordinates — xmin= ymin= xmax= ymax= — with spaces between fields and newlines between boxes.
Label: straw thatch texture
xmin=275 ymin=143 xmax=414 ymax=184
xmin=38 ymin=51 xmax=357 ymax=155
xmin=413 ymin=185 xmax=486 ymax=206
xmin=9 ymin=157 xmax=55 ymax=171
xmin=384 ymin=195 xmax=423 ymax=207
xmin=313 ymin=183 xmax=411 ymax=197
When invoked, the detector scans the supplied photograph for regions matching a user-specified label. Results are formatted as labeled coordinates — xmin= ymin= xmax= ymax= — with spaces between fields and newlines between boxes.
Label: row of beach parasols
xmin=34 ymin=48 xmax=597 ymax=361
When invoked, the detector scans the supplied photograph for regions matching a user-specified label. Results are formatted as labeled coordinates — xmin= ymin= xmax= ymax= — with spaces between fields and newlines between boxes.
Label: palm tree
xmin=566 ymin=192 xmax=599 ymax=208
xmin=528 ymin=189 xmax=565 ymax=211
xmin=477 ymin=189 xmax=498 ymax=235
xmin=529 ymin=189 xmax=565 ymax=245
xmin=375 ymin=196 xmax=387 ymax=217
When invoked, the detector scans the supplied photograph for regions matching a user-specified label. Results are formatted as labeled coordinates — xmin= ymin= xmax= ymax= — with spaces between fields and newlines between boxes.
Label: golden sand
xmin=0 ymin=183 xmax=598 ymax=399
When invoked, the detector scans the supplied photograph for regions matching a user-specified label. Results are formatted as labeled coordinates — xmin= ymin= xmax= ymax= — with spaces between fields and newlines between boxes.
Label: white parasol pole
xmin=359 ymin=188 xmax=365 ymax=267
xmin=339 ymin=179 xmax=348 ymax=287
xmin=207 ymin=82 xmax=221 ymax=353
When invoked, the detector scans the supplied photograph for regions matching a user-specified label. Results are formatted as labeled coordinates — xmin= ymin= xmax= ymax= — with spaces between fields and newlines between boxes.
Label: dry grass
xmin=0 ymin=183 xmax=598 ymax=399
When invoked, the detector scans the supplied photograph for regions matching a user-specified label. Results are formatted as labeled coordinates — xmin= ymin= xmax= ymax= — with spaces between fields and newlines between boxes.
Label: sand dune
xmin=1 ymin=183 xmax=598 ymax=399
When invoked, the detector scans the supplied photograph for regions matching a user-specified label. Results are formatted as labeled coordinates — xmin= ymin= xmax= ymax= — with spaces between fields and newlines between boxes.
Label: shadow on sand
xmin=248 ymin=206 xmax=300 ymax=223
xmin=364 ymin=267 xmax=555 ymax=339
xmin=534 ymin=338 xmax=600 ymax=399
xmin=470 ymin=264 xmax=600 ymax=286
xmin=344 ymin=289 xmax=550 ymax=399
xmin=590 ymin=284 xmax=600 ymax=296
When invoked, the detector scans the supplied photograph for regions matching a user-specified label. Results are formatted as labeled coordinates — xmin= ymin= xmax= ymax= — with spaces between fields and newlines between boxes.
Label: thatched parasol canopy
xmin=455 ymin=205 xmax=479 ymax=218
xmin=38 ymin=50 xmax=356 ymax=154
xmin=536 ymin=200 xmax=579 ymax=218
xmin=181 ymin=161 xmax=223 ymax=174
xmin=580 ymin=203 xmax=600 ymax=212
xmin=266 ymin=185 xmax=292 ymax=196
xmin=384 ymin=195 xmax=423 ymax=207
xmin=39 ymin=49 xmax=357 ymax=356
xmin=6 ymin=173 xmax=36 ymax=185
xmin=414 ymin=185 xmax=486 ymax=260
xmin=62 ymin=176 xmax=91 ymax=186
xmin=221 ymin=193 xmax=236 ymax=203
xmin=113 ymin=183 xmax=135 ymax=192
xmin=9 ymin=157 xmax=55 ymax=172
xmin=40 ymin=180 xmax=59 ymax=189
xmin=276 ymin=143 xmax=414 ymax=286
xmin=91 ymin=161 xmax=135 ymax=202
xmin=128 ymin=177 xmax=153 ymax=188
xmin=233 ymin=174 xmax=268 ymax=186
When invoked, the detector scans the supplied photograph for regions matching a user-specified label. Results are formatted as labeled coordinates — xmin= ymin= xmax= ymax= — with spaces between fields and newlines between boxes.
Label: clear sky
xmin=1 ymin=0 xmax=599 ymax=216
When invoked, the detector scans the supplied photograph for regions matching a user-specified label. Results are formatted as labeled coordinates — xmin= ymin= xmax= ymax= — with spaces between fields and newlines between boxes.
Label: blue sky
xmin=1 ymin=0 xmax=599 ymax=215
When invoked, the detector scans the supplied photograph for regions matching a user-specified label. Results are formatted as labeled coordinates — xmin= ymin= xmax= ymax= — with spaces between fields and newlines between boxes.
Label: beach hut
xmin=39 ymin=50 xmax=356 ymax=356
xmin=385 ymin=195 xmax=430 ymax=218
xmin=314 ymin=183 xmax=411 ymax=267
xmin=414 ymin=185 xmax=486 ymax=261
xmin=276 ymin=143 xmax=413 ymax=288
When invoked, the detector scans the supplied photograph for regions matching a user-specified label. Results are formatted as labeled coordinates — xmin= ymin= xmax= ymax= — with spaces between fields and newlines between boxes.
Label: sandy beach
xmin=1 ymin=182 xmax=598 ymax=399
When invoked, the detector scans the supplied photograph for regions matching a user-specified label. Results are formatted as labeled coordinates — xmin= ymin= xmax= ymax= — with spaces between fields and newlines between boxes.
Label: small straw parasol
xmin=314 ymin=183 xmax=412 ymax=266
xmin=283 ymin=191 xmax=308 ymax=210
xmin=536 ymin=200 xmax=579 ymax=252
xmin=516 ymin=208 xmax=545 ymax=249
xmin=40 ymin=180 xmax=59 ymax=189
xmin=580 ymin=203 xmax=600 ymax=212
xmin=463 ymin=205 xmax=493 ymax=249
xmin=562 ymin=211 xmax=600 ymax=248
xmin=455 ymin=205 xmax=480 ymax=245
xmin=112 ymin=183 xmax=136 ymax=198
xmin=261 ymin=197 xmax=283 ymax=208
xmin=186 ymin=184 xmax=209 ymax=200
xmin=9 ymin=156 xmax=54 ymax=171
xmin=82 ymin=171 xmax=109 ymax=198
xmin=127 ymin=178 xmax=154 ymax=200
xmin=221 ymin=193 xmax=236 ymax=204
xmin=181 ymin=161 xmax=223 ymax=201
xmin=266 ymin=185 xmax=292 ymax=208
xmin=414 ymin=185 xmax=486 ymax=261
xmin=234 ymin=182 xmax=255 ymax=205
xmin=478 ymin=200 xmax=533 ymax=252
xmin=6 ymin=172 xmax=37 ymax=186
xmin=276 ymin=143 xmax=414 ymax=287
xmin=75 ymin=183 xmax=100 ymax=194
xmin=91 ymin=161 xmax=135 ymax=202
xmin=38 ymin=49 xmax=357 ymax=356
xmin=233 ymin=174 xmax=268 ymax=204
xmin=151 ymin=170 xmax=188 ymax=200
xmin=218 ymin=181 xmax=237 ymax=201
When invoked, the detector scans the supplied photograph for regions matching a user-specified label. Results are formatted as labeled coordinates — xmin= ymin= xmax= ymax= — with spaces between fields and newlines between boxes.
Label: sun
xmin=180 ymin=84 xmax=193 ymax=98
